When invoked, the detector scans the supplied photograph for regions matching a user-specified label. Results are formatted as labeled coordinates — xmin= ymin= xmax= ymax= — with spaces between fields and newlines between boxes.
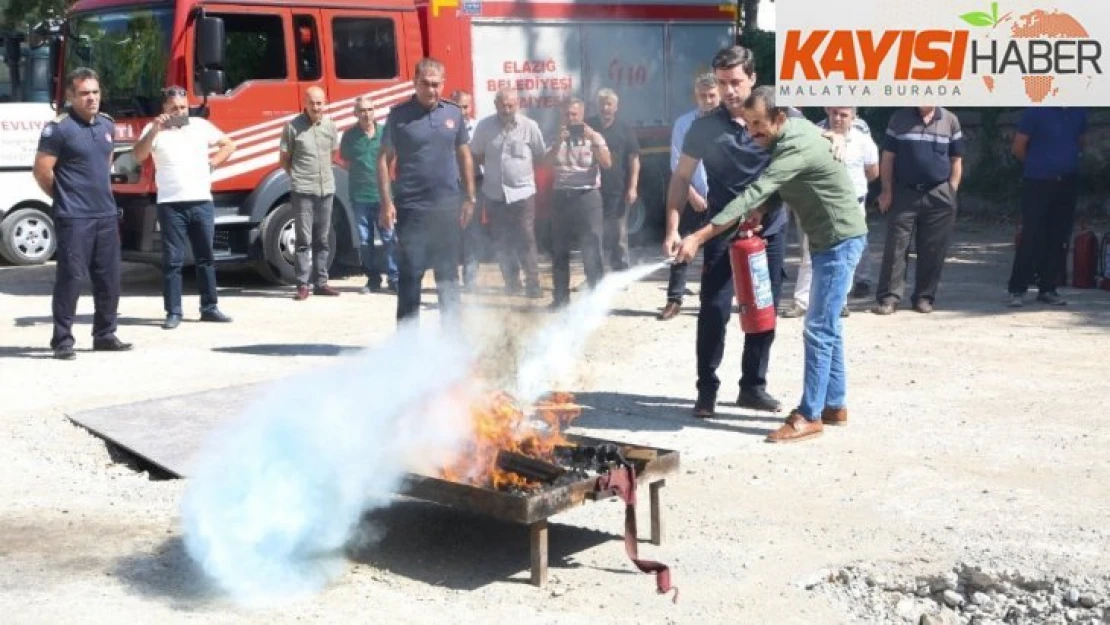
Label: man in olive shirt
xmin=280 ymin=86 xmax=341 ymax=300
xmin=340 ymin=95 xmax=397 ymax=293
xmin=675 ymin=87 xmax=866 ymax=445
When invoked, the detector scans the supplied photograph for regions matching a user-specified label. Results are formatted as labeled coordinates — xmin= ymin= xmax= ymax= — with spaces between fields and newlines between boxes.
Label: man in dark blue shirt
xmin=663 ymin=46 xmax=793 ymax=418
xmin=33 ymin=67 xmax=131 ymax=360
xmin=378 ymin=57 xmax=475 ymax=326
xmin=1006 ymin=107 xmax=1086 ymax=307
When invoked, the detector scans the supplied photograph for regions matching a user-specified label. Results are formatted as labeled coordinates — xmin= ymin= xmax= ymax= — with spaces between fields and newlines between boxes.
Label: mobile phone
xmin=164 ymin=115 xmax=189 ymax=129
xmin=568 ymin=123 xmax=585 ymax=140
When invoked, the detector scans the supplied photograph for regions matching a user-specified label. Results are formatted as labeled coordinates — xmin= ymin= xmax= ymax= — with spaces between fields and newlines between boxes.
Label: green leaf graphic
xmin=959 ymin=11 xmax=995 ymax=26
xmin=991 ymin=1 xmax=999 ymax=21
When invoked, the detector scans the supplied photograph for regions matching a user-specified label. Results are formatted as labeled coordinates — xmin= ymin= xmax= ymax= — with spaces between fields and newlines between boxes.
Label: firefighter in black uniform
xmin=33 ymin=67 xmax=132 ymax=360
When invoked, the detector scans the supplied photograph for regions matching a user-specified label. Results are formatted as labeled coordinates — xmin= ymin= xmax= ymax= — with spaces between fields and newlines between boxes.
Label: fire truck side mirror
xmin=199 ymin=69 xmax=225 ymax=97
xmin=197 ymin=16 xmax=225 ymax=70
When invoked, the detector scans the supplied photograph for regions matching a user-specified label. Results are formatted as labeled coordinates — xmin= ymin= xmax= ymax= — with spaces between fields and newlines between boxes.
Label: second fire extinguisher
xmin=729 ymin=226 xmax=777 ymax=334
xmin=1072 ymin=224 xmax=1098 ymax=288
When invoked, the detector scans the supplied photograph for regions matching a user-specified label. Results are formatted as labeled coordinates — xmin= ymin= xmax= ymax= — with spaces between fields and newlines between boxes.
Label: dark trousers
xmin=396 ymin=208 xmax=462 ymax=324
xmin=461 ymin=199 xmax=491 ymax=287
xmin=876 ymin=183 xmax=957 ymax=305
xmin=601 ymin=193 xmax=630 ymax=271
xmin=292 ymin=192 xmax=334 ymax=288
xmin=487 ymin=195 xmax=539 ymax=289
xmin=157 ymin=200 xmax=217 ymax=317
xmin=696 ymin=230 xmax=785 ymax=397
xmin=551 ymin=188 xmax=604 ymax=303
xmin=667 ymin=203 xmax=710 ymax=303
xmin=1007 ymin=176 xmax=1077 ymax=295
xmin=51 ymin=216 xmax=121 ymax=349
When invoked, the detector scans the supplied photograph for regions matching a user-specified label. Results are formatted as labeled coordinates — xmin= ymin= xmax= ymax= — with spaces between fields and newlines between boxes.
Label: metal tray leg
xmin=530 ymin=520 xmax=548 ymax=586
xmin=649 ymin=480 xmax=665 ymax=546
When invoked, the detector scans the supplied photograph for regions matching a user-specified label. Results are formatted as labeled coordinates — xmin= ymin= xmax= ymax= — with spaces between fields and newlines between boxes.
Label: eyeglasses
xmin=162 ymin=87 xmax=187 ymax=99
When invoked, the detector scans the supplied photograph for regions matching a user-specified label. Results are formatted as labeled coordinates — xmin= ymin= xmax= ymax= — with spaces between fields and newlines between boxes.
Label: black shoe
xmin=851 ymin=281 xmax=872 ymax=299
xmin=200 ymin=309 xmax=233 ymax=323
xmin=162 ymin=314 xmax=182 ymax=330
xmin=737 ymin=388 xmax=783 ymax=412
xmin=693 ymin=393 xmax=717 ymax=419
xmin=361 ymin=279 xmax=382 ymax=294
xmin=92 ymin=337 xmax=133 ymax=352
xmin=385 ymin=281 xmax=398 ymax=294
xmin=53 ymin=345 xmax=76 ymax=360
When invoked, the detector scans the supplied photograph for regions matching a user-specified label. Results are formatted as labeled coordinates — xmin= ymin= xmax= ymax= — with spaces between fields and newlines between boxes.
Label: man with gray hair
xmin=469 ymin=87 xmax=546 ymax=297
xmin=379 ymin=57 xmax=475 ymax=326
xmin=587 ymin=88 xmax=640 ymax=271
xmin=340 ymin=95 xmax=396 ymax=293
xmin=660 ymin=73 xmax=719 ymax=320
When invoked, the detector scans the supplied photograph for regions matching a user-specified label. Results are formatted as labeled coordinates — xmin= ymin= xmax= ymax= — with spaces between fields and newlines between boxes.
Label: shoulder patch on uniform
xmin=41 ymin=123 xmax=56 ymax=138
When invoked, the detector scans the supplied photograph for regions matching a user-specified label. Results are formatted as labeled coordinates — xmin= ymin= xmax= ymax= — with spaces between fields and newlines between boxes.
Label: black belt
xmin=554 ymin=187 xmax=598 ymax=195
xmin=904 ymin=181 xmax=946 ymax=192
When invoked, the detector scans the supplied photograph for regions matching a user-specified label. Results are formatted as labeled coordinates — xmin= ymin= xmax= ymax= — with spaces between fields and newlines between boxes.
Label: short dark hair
xmin=66 ymin=67 xmax=99 ymax=90
xmin=711 ymin=46 xmax=756 ymax=76
xmin=743 ymin=86 xmax=786 ymax=119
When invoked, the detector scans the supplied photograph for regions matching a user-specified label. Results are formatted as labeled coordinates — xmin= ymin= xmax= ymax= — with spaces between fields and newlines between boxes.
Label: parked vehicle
xmin=54 ymin=0 xmax=736 ymax=283
xmin=0 ymin=30 xmax=57 ymax=265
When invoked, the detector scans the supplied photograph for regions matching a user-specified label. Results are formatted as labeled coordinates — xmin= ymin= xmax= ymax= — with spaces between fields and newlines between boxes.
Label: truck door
xmin=193 ymin=7 xmax=300 ymax=186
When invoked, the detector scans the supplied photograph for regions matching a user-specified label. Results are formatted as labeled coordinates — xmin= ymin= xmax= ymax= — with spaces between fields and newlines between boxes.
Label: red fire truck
xmin=53 ymin=0 xmax=737 ymax=283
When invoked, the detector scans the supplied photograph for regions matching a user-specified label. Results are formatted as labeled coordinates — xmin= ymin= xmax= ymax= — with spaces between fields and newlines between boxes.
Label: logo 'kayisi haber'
xmin=778 ymin=2 xmax=1102 ymax=102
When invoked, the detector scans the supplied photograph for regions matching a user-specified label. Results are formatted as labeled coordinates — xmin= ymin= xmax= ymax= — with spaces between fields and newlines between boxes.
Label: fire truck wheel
xmin=256 ymin=201 xmax=337 ymax=285
xmin=626 ymin=200 xmax=647 ymax=240
xmin=0 ymin=208 xmax=57 ymax=266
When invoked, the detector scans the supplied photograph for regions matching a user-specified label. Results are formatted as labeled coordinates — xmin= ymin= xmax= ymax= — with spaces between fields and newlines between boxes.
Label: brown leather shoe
xmin=658 ymin=301 xmax=681 ymax=320
xmin=294 ymin=285 xmax=310 ymax=301
xmin=314 ymin=284 xmax=341 ymax=296
xmin=821 ymin=406 xmax=848 ymax=426
xmin=765 ymin=411 xmax=824 ymax=443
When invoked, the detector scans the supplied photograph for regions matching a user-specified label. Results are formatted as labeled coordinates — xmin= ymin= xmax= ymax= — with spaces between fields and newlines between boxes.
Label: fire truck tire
xmin=0 ymin=207 xmax=57 ymax=266
xmin=626 ymin=199 xmax=647 ymax=239
xmin=257 ymin=201 xmax=337 ymax=285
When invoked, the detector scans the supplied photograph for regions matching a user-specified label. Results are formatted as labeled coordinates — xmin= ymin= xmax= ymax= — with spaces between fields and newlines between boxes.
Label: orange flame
xmin=439 ymin=390 xmax=582 ymax=491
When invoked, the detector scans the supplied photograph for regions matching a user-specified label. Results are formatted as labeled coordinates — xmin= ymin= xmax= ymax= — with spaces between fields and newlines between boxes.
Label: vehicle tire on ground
xmin=0 ymin=207 xmax=57 ymax=266
xmin=256 ymin=201 xmax=337 ymax=286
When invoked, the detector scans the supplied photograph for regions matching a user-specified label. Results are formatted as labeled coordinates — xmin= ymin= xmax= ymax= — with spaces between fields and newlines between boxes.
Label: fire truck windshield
xmin=64 ymin=7 xmax=172 ymax=119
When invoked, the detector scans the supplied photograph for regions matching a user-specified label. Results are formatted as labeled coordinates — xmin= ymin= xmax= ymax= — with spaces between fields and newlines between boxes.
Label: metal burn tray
xmin=399 ymin=434 xmax=680 ymax=586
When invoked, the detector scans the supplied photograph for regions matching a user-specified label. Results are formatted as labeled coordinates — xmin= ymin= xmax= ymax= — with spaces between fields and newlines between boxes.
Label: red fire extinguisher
xmin=1071 ymin=224 xmax=1098 ymax=288
xmin=729 ymin=226 xmax=777 ymax=334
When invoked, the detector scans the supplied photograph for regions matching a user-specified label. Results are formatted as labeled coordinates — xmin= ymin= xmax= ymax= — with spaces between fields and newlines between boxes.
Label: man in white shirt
xmin=783 ymin=106 xmax=878 ymax=318
xmin=133 ymin=86 xmax=236 ymax=329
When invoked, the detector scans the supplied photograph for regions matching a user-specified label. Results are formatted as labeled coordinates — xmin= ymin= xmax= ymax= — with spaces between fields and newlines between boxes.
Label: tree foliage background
xmin=3 ymin=0 xmax=70 ymax=29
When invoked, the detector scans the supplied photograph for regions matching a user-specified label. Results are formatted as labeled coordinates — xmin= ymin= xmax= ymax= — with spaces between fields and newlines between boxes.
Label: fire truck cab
xmin=57 ymin=0 xmax=736 ymax=284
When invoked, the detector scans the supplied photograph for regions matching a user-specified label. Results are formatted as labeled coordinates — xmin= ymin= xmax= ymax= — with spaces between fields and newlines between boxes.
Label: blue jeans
xmin=157 ymin=200 xmax=217 ymax=316
xmin=797 ymin=235 xmax=866 ymax=420
xmin=353 ymin=200 xmax=397 ymax=286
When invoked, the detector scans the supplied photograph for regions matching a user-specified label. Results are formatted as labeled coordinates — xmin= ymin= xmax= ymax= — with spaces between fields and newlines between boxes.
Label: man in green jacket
xmin=674 ymin=86 xmax=867 ymax=444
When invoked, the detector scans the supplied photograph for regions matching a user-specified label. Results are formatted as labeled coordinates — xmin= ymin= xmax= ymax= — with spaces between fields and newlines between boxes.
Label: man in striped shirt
xmin=873 ymin=106 xmax=964 ymax=315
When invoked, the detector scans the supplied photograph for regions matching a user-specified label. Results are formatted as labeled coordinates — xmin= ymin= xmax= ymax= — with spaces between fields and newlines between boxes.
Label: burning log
xmin=496 ymin=450 xmax=567 ymax=483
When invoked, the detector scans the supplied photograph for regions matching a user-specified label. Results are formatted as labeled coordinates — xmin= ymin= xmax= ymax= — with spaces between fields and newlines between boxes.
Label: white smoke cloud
xmin=180 ymin=261 xmax=666 ymax=606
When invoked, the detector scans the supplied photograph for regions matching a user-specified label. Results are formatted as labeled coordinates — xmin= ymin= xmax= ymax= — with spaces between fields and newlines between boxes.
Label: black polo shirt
xmin=382 ymin=96 xmax=469 ymax=211
xmin=36 ymin=110 xmax=117 ymax=219
xmin=681 ymin=105 xmax=802 ymax=237
xmin=586 ymin=115 xmax=639 ymax=199
xmin=882 ymin=107 xmax=965 ymax=188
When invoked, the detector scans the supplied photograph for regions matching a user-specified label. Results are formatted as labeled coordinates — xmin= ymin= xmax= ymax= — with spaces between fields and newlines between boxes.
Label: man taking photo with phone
xmin=132 ymin=85 xmax=236 ymax=329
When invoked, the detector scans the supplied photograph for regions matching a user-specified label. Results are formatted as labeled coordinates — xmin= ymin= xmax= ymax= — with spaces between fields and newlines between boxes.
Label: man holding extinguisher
xmin=664 ymin=45 xmax=821 ymax=419
xmin=675 ymin=86 xmax=867 ymax=444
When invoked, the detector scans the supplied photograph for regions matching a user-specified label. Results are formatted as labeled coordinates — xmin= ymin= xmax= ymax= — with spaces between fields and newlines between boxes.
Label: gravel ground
xmin=1 ymin=220 xmax=1108 ymax=624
